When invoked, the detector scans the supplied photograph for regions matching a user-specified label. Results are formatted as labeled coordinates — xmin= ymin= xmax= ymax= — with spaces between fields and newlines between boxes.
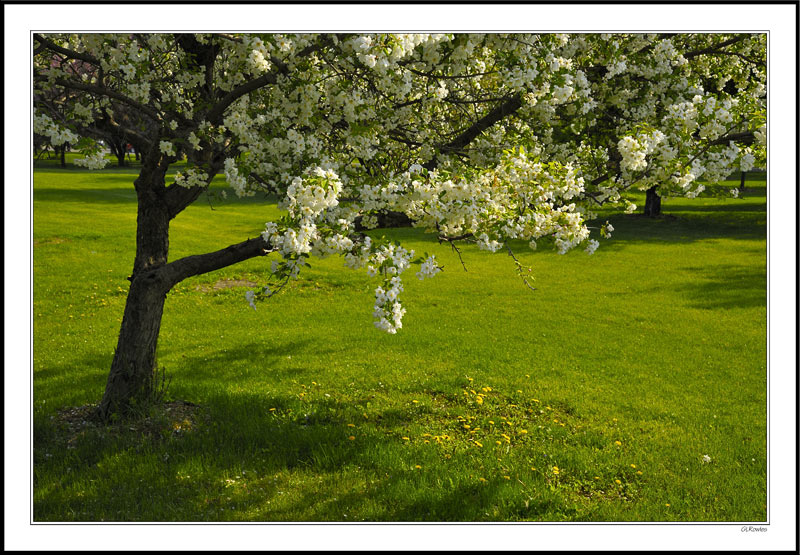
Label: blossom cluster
xmin=74 ymin=151 xmax=109 ymax=169
xmin=34 ymin=32 xmax=767 ymax=333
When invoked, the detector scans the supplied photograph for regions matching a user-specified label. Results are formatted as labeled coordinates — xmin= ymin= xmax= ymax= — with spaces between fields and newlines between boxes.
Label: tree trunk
xmin=98 ymin=272 xmax=169 ymax=417
xmin=110 ymin=141 xmax=127 ymax=167
xmin=96 ymin=149 xmax=270 ymax=419
xmin=643 ymin=186 xmax=661 ymax=217
xmin=98 ymin=172 xmax=172 ymax=418
xmin=60 ymin=144 xmax=67 ymax=168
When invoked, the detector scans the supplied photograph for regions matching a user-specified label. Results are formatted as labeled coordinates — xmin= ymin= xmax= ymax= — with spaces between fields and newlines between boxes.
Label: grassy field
xmin=32 ymin=155 xmax=767 ymax=522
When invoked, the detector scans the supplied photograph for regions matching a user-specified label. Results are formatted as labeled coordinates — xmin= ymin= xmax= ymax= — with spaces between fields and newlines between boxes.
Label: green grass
xmin=33 ymin=157 xmax=767 ymax=522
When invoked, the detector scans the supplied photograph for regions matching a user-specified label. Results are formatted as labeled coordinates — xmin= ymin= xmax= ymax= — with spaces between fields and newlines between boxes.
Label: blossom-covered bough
xmin=33 ymin=33 xmax=766 ymax=418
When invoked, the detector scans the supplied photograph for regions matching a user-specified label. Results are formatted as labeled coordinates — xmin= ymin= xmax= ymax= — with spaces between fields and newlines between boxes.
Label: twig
xmin=507 ymin=246 xmax=536 ymax=292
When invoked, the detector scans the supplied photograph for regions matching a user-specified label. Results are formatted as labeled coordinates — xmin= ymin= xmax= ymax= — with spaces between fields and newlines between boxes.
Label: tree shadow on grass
xmin=592 ymin=211 xmax=766 ymax=248
xmin=33 ymin=357 xmax=564 ymax=522
xmin=664 ymin=201 xmax=766 ymax=213
xmin=33 ymin=353 xmax=111 ymax=412
xmin=34 ymin=187 xmax=138 ymax=205
xmin=676 ymin=264 xmax=767 ymax=310
xmin=163 ymin=339 xmax=335 ymax=388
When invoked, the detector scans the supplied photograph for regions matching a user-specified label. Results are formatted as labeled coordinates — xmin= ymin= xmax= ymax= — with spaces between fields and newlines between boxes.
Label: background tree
xmin=33 ymin=33 xmax=766 ymax=418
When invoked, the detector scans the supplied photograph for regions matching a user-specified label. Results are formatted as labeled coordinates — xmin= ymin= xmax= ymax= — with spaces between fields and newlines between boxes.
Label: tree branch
xmin=34 ymin=34 xmax=101 ymax=65
xmin=424 ymin=94 xmax=523 ymax=170
xmin=54 ymin=78 xmax=161 ymax=121
xmin=708 ymin=131 xmax=755 ymax=146
xmin=206 ymin=38 xmax=330 ymax=124
xmin=684 ymin=35 xmax=748 ymax=59
xmin=158 ymin=236 xmax=272 ymax=287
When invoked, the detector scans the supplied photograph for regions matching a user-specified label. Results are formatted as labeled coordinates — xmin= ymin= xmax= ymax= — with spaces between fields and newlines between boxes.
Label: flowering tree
xmin=33 ymin=33 xmax=766 ymax=418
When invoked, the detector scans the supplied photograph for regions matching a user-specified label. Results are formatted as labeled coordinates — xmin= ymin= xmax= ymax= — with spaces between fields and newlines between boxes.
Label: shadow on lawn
xmin=594 ymin=211 xmax=766 ymax=247
xmin=34 ymin=346 xmax=560 ymax=522
xmin=678 ymin=263 xmax=767 ymax=310
xmin=34 ymin=187 xmax=138 ymax=204
xmin=166 ymin=339 xmax=334 ymax=386
xmin=33 ymin=353 xmax=111 ymax=410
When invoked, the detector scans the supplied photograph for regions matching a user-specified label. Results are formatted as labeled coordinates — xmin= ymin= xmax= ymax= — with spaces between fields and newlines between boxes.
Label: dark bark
xmin=59 ymin=144 xmax=67 ymax=168
xmin=643 ymin=186 xmax=662 ymax=217
xmin=98 ymin=172 xmax=171 ymax=418
xmin=354 ymin=211 xmax=413 ymax=231
xmin=109 ymin=141 xmax=127 ymax=167
xmin=98 ymin=269 xmax=170 ymax=417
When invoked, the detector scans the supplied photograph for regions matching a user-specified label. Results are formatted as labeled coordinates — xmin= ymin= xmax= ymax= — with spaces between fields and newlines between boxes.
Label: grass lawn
xmin=32 ymin=155 xmax=767 ymax=522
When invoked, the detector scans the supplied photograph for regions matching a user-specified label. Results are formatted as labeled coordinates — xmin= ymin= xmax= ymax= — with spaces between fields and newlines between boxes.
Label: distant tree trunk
xmin=643 ymin=186 xmax=662 ymax=217
xmin=59 ymin=144 xmax=67 ymax=168
xmin=740 ymin=171 xmax=746 ymax=193
xmin=109 ymin=141 xmax=127 ymax=167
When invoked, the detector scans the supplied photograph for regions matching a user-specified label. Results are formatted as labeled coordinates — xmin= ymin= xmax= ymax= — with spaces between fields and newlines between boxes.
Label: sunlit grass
xmin=33 ymin=157 xmax=766 ymax=521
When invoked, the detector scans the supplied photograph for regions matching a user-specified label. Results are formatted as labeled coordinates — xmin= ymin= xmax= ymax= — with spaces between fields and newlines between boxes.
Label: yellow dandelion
xmin=489 ymin=420 xmax=495 ymax=425
xmin=347 ymin=423 xmax=355 ymax=427
xmin=348 ymin=436 xmax=355 ymax=441
xmin=531 ymin=467 xmax=536 ymax=471
xmin=532 ymin=398 xmax=540 ymax=403
xmin=615 ymin=479 xmax=621 ymax=484
xmin=402 ymin=436 xmax=410 ymax=441
xmin=479 ymin=477 xmax=487 ymax=483
xmin=412 ymin=400 xmax=419 ymax=404
xmin=496 ymin=440 xmax=502 ymax=445
xmin=503 ymin=475 xmax=511 ymax=480
xmin=594 ymin=476 xmax=600 ymax=480
xmin=269 ymin=408 xmax=276 ymax=412
xmin=415 ymin=465 xmax=422 ymax=469
xmin=630 ymin=464 xmax=636 ymax=468
xmin=463 ymin=424 xmax=471 ymax=429
xmin=665 ymin=503 xmax=670 ymax=507
xmin=552 ymin=467 xmax=560 ymax=475
xmin=615 ymin=440 xmax=622 ymax=446
xmin=520 ymin=429 xmax=527 ymax=434
xmin=474 ymin=440 xmax=483 ymax=447
xmin=424 ymin=440 xmax=430 ymax=444
xmin=636 ymin=470 xmax=643 ymax=475
xmin=475 ymin=397 xmax=484 ymax=405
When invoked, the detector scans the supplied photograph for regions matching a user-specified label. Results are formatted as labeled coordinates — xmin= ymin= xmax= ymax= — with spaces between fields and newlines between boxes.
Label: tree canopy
xmin=33 ymin=33 xmax=767 ymax=413
xmin=34 ymin=32 xmax=766 ymax=331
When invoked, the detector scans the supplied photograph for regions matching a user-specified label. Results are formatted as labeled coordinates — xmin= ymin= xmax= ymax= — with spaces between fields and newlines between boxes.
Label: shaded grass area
xmin=33 ymin=166 xmax=767 ymax=522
